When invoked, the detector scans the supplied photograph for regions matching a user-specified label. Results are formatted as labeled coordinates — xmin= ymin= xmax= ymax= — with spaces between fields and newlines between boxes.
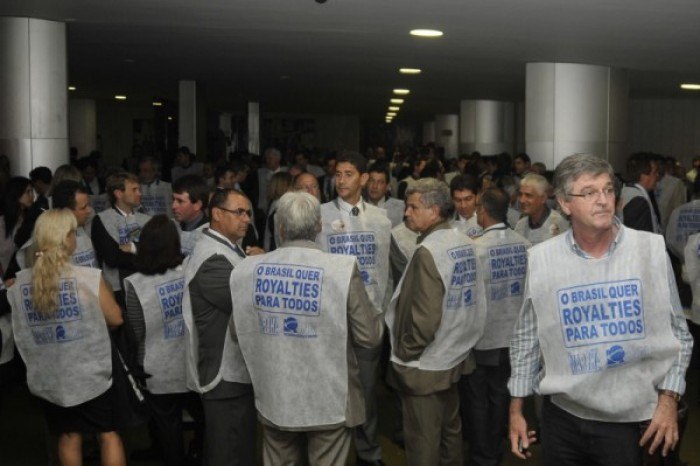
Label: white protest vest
xmin=140 ymin=180 xmax=173 ymax=217
xmin=17 ymin=227 xmax=97 ymax=270
xmin=176 ymin=221 xmax=208 ymax=257
xmin=0 ymin=278 xmax=13 ymax=365
xmin=507 ymin=207 xmax=522 ymax=230
xmin=8 ymin=266 xmax=112 ymax=407
xmin=619 ymin=184 xmax=661 ymax=234
xmin=684 ymin=232 xmax=700 ymax=325
xmin=655 ymin=174 xmax=687 ymax=232
xmin=231 ymin=246 xmax=355 ymax=428
xmin=97 ymin=208 xmax=151 ymax=290
xmin=386 ymin=228 xmax=487 ymax=370
xmin=88 ymin=193 xmax=109 ymax=214
xmin=124 ymin=267 xmax=187 ymax=394
xmin=474 ymin=227 xmax=531 ymax=350
xmin=514 ymin=209 xmax=569 ymax=245
xmin=182 ymin=230 xmax=250 ymax=393
xmin=391 ymin=222 xmax=419 ymax=265
xmin=665 ymin=200 xmax=700 ymax=260
xmin=529 ymin=228 xmax=681 ymax=422
xmin=317 ymin=201 xmax=391 ymax=313
xmin=377 ymin=197 xmax=405 ymax=228
xmin=451 ymin=213 xmax=483 ymax=238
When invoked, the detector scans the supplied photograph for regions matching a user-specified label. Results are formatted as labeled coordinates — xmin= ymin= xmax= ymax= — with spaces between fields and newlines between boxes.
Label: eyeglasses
xmin=215 ymin=206 xmax=252 ymax=217
xmin=567 ymin=187 xmax=615 ymax=202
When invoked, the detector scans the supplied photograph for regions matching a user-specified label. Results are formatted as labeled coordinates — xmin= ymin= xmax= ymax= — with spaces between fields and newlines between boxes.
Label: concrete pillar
xmin=435 ymin=114 xmax=459 ymax=158
xmin=460 ymin=100 xmax=514 ymax=155
xmin=178 ymin=80 xmax=196 ymax=151
xmin=248 ymin=102 xmax=260 ymax=155
xmin=69 ymin=99 xmax=97 ymax=158
xmin=423 ymin=121 xmax=435 ymax=145
xmin=0 ymin=17 xmax=68 ymax=175
xmin=526 ymin=63 xmax=628 ymax=171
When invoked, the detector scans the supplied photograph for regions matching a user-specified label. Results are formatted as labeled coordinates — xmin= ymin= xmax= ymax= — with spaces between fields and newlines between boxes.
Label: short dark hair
xmin=230 ymin=159 xmax=248 ymax=175
xmin=105 ymin=171 xmax=139 ymax=205
xmin=214 ymin=165 xmax=235 ymax=185
xmin=480 ymin=188 xmax=509 ymax=223
xmin=172 ymin=174 xmax=210 ymax=211
xmin=449 ymin=174 xmax=480 ymax=196
xmin=210 ymin=187 xmax=248 ymax=212
xmin=133 ymin=215 xmax=183 ymax=275
xmin=514 ymin=153 xmax=531 ymax=164
xmin=29 ymin=166 xmax=52 ymax=185
xmin=626 ymin=152 xmax=655 ymax=183
xmin=336 ymin=151 xmax=368 ymax=174
xmin=367 ymin=162 xmax=390 ymax=182
xmin=52 ymin=181 xmax=87 ymax=210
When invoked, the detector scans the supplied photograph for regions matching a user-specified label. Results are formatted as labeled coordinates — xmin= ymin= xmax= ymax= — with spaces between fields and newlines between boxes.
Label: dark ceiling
xmin=3 ymin=0 xmax=700 ymax=121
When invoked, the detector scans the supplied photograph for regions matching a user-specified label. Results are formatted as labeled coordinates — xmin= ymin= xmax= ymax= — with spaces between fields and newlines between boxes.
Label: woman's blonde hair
xmin=31 ymin=209 xmax=77 ymax=315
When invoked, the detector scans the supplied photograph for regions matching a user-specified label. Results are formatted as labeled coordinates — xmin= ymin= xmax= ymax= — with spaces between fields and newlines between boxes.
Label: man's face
xmin=139 ymin=161 xmax=156 ymax=183
xmin=559 ymin=173 xmax=615 ymax=234
xmin=172 ymin=191 xmax=202 ymax=223
xmin=294 ymin=173 xmax=321 ymax=200
xmin=83 ymin=166 xmax=96 ymax=183
xmin=405 ymin=192 xmax=439 ymax=233
xmin=518 ymin=184 xmax=547 ymax=217
xmin=72 ymin=192 xmax=92 ymax=227
xmin=514 ymin=158 xmax=530 ymax=175
xmin=639 ymin=162 xmax=660 ymax=191
xmin=367 ymin=172 xmax=389 ymax=203
xmin=295 ymin=153 xmax=308 ymax=168
xmin=265 ymin=153 xmax=281 ymax=170
xmin=452 ymin=189 xmax=477 ymax=219
xmin=117 ymin=180 xmax=141 ymax=208
xmin=218 ymin=170 xmax=236 ymax=189
xmin=176 ymin=152 xmax=189 ymax=167
xmin=213 ymin=193 xmax=251 ymax=243
xmin=324 ymin=159 xmax=336 ymax=177
xmin=335 ymin=161 xmax=368 ymax=203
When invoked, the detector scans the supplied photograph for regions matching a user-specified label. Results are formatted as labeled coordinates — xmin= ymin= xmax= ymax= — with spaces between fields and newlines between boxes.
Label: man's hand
xmin=119 ymin=243 xmax=135 ymax=254
xmin=245 ymin=246 xmax=265 ymax=256
xmin=640 ymin=392 xmax=679 ymax=457
xmin=509 ymin=397 xmax=537 ymax=459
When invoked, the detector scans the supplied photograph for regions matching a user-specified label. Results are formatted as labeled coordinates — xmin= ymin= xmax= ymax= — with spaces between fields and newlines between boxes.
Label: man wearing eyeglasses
xmin=182 ymin=188 xmax=258 ymax=466
xmin=508 ymin=153 xmax=692 ymax=465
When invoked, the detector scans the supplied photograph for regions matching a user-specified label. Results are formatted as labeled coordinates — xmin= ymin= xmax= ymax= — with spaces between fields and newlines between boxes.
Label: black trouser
xmin=149 ymin=393 xmax=187 ymax=466
xmin=202 ymin=389 xmax=256 ymax=466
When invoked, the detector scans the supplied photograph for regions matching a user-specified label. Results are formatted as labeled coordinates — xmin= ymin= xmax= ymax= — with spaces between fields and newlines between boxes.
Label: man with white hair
xmin=514 ymin=173 xmax=569 ymax=245
xmin=231 ymin=191 xmax=383 ymax=465
xmin=257 ymin=147 xmax=287 ymax=214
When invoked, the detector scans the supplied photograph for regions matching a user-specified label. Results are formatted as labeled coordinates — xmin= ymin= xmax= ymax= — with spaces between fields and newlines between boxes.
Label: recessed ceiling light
xmin=393 ymin=89 xmax=410 ymax=95
xmin=388 ymin=106 xmax=400 ymax=111
xmin=152 ymin=101 xmax=163 ymax=107
xmin=400 ymin=68 xmax=422 ymax=74
xmin=390 ymin=98 xmax=404 ymax=104
xmin=167 ymin=116 xmax=173 ymax=121
xmin=387 ymin=112 xmax=397 ymax=117
xmin=68 ymin=86 xmax=76 ymax=91
xmin=114 ymin=95 xmax=127 ymax=100
xmin=410 ymin=29 xmax=443 ymax=38
xmin=680 ymin=83 xmax=700 ymax=90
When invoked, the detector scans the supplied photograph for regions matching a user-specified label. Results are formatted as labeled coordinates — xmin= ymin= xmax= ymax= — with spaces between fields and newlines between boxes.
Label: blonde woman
xmin=8 ymin=209 xmax=125 ymax=466
xmin=263 ymin=171 xmax=293 ymax=251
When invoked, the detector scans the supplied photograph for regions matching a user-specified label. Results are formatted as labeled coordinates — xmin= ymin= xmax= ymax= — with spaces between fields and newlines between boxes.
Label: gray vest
xmin=514 ymin=209 xmax=569 ymax=245
xmin=451 ymin=213 xmax=483 ymax=238
xmin=176 ymin=221 xmax=208 ymax=257
xmin=391 ymin=222 xmax=419 ymax=265
xmin=88 ymin=193 xmax=109 ymax=214
xmin=474 ymin=226 xmax=531 ymax=350
xmin=17 ymin=227 xmax=97 ymax=270
xmin=140 ymin=180 xmax=173 ymax=217
xmin=232 ymin=245 xmax=355 ymax=428
xmin=665 ymin=200 xmax=700 ymax=260
xmin=377 ymin=197 xmax=405 ymax=227
xmin=182 ymin=229 xmax=250 ymax=393
xmin=9 ymin=266 xmax=112 ymax=407
xmin=124 ymin=267 xmax=187 ymax=394
xmin=317 ymin=201 xmax=391 ymax=313
xmin=97 ymin=208 xmax=151 ymax=290
xmin=619 ymin=184 xmax=661 ymax=234
xmin=529 ymin=228 xmax=681 ymax=421
xmin=684 ymin=232 xmax=700 ymax=325
xmin=386 ymin=228 xmax=487 ymax=370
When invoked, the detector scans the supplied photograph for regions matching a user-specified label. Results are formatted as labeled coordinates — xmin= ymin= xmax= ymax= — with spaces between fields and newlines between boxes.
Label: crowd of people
xmin=0 ymin=143 xmax=697 ymax=466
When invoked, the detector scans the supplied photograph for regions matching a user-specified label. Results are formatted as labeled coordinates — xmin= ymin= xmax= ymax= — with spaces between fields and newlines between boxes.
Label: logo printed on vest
xmin=118 ymin=223 xmax=142 ymax=245
xmin=21 ymin=279 xmax=84 ymax=345
xmin=446 ymin=245 xmax=477 ymax=310
xmin=72 ymin=249 xmax=97 ymax=268
xmin=674 ymin=208 xmax=700 ymax=244
xmin=606 ymin=345 xmax=626 ymax=366
xmin=156 ymin=278 xmax=185 ymax=339
xmin=141 ymin=195 xmax=168 ymax=215
xmin=253 ymin=263 xmax=323 ymax=318
xmin=567 ymin=349 xmax=602 ymax=375
xmin=327 ymin=231 xmax=378 ymax=284
xmin=557 ymin=279 xmax=645 ymax=348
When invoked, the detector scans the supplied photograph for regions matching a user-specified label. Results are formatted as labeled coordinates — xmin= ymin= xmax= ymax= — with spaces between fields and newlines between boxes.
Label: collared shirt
xmin=205 ymin=228 xmax=245 ymax=258
xmin=508 ymin=219 xmax=692 ymax=398
xmin=181 ymin=212 xmax=205 ymax=232
xmin=336 ymin=197 xmax=364 ymax=216
xmin=527 ymin=206 xmax=551 ymax=229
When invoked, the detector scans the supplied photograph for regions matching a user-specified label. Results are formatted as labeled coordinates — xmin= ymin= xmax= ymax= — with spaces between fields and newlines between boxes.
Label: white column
xmin=69 ymin=99 xmax=97 ymax=158
xmin=0 ymin=17 xmax=68 ymax=175
xmin=525 ymin=63 xmax=628 ymax=171
xmin=178 ymin=80 xmax=196 ymax=151
xmin=435 ymin=114 xmax=459 ymax=158
xmin=248 ymin=102 xmax=260 ymax=155
xmin=460 ymin=100 xmax=514 ymax=154
xmin=423 ymin=121 xmax=435 ymax=144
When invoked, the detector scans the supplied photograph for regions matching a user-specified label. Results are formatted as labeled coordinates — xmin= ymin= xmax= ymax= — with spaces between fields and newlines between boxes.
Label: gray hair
xmin=519 ymin=173 xmax=549 ymax=196
xmin=553 ymin=153 xmax=614 ymax=201
xmin=264 ymin=147 xmax=281 ymax=160
xmin=405 ymin=178 xmax=452 ymax=219
xmin=276 ymin=191 xmax=321 ymax=242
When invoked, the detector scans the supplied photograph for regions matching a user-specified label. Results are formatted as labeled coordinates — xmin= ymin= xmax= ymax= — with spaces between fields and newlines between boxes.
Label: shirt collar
xmin=565 ymin=218 xmax=623 ymax=259
xmin=483 ymin=222 xmax=507 ymax=233
xmin=114 ymin=205 xmax=133 ymax=217
xmin=528 ymin=206 xmax=551 ymax=229
xmin=336 ymin=197 xmax=364 ymax=214
xmin=204 ymin=228 xmax=244 ymax=255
